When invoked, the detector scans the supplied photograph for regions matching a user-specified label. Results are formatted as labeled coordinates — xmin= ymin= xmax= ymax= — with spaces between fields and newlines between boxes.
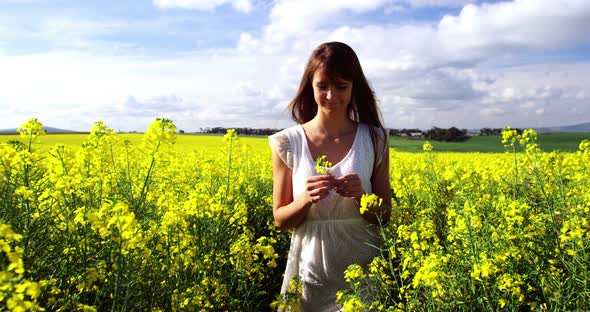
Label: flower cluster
xmin=17 ymin=118 xmax=46 ymax=142
xmin=315 ymin=155 xmax=333 ymax=174
xmin=1 ymin=224 xmax=42 ymax=311
xmin=270 ymin=276 xmax=303 ymax=311
xmin=341 ymin=129 xmax=590 ymax=311
xmin=359 ymin=193 xmax=383 ymax=215
xmin=422 ymin=141 xmax=433 ymax=152
xmin=0 ymin=119 xmax=286 ymax=311
xmin=1 ymin=119 xmax=588 ymax=310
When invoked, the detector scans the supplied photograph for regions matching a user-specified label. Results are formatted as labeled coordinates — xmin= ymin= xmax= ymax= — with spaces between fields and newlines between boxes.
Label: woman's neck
xmin=310 ymin=112 xmax=356 ymax=138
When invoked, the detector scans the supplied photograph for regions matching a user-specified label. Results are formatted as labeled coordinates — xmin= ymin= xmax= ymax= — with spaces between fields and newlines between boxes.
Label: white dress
xmin=269 ymin=123 xmax=385 ymax=311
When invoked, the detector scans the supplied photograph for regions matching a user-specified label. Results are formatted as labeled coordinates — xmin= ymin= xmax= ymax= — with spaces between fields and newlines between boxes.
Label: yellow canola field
xmin=0 ymin=133 xmax=271 ymax=154
xmin=336 ymin=132 xmax=590 ymax=311
xmin=2 ymin=119 xmax=589 ymax=311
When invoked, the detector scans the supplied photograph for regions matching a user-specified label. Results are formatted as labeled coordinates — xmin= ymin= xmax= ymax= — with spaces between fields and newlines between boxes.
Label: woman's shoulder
xmin=268 ymin=124 xmax=301 ymax=140
xmin=358 ymin=122 xmax=387 ymax=138
xmin=268 ymin=125 xmax=301 ymax=169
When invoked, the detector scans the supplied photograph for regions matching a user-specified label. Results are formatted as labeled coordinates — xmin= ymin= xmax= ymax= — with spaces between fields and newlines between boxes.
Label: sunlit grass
xmin=390 ymin=132 xmax=590 ymax=152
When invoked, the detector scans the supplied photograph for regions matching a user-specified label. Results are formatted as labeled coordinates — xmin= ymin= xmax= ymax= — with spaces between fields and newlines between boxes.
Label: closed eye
xmin=315 ymin=84 xmax=349 ymax=91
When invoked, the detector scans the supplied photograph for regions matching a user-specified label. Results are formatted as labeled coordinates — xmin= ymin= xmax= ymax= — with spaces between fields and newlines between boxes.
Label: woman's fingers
xmin=305 ymin=174 xmax=335 ymax=203
xmin=335 ymin=174 xmax=360 ymax=189
xmin=306 ymin=174 xmax=334 ymax=182
xmin=306 ymin=176 xmax=335 ymax=192
xmin=309 ymin=189 xmax=332 ymax=203
xmin=305 ymin=173 xmax=365 ymax=202
xmin=334 ymin=173 xmax=362 ymax=198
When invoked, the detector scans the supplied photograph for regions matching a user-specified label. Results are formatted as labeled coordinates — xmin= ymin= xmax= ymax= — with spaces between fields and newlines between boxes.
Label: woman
xmin=269 ymin=41 xmax=391 ymax=311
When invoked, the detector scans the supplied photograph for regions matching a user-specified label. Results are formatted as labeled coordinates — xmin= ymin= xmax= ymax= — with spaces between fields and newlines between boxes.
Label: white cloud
xmin=480 ymin=106 xmax=505 ymax=116
xmin=0 ymin=47 xmax=299 ymax=131
xmin=520 ymin=101 xmax=536 ymax=109
xmin=406 ymin=0 xmax=472 ymax=7
xmin=438 ymin=0 xmax=590 ymax=54
xmin=232 ymin=81 xmax=261 ymax=97
xmin=247 ymin=0 xmax=590 ymax=67
xmin=502 ymin=88 xmax=515 ymax=101
xmin=232 ymin=0 xmax=590 ymax=129
xmin=122 ymin=94 xmax=188 ymax=116
xmin=470 ymin=63 xmax=590 ymax=128
xmin=152 ymin=0 xmax=253 ymax=13
xmin=232 ymin=0 xmax=253 ymax=13
xmin=2 ymin=0 xmax=590 ymax=132
xmin=261 ymin=0 xmax=391 ymax=53
xmin=237 ymin=32 xmax=260 ymax=54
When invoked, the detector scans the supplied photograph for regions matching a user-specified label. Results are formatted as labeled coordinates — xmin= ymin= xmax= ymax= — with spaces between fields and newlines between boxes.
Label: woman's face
xmin=311 ymin=68 xmax=353 ymax=115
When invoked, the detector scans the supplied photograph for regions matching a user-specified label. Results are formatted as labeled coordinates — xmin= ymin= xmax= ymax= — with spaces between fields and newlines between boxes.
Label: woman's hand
xmin=303 ymin=174 xmax=337 ymax=204
xmin=334 ymin=173 xmax=363 ymax=200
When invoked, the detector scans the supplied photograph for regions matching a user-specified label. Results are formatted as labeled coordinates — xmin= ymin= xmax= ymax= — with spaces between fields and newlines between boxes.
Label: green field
xmin=390 ymin=132 xmax=590 ymax=153
xmin=1 ymin=131 xmax=588 ymax=153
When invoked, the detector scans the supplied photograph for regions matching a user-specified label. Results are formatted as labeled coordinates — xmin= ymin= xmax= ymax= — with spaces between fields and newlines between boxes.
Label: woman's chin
xmin=320 ymin=103 xmax=345 ymax=112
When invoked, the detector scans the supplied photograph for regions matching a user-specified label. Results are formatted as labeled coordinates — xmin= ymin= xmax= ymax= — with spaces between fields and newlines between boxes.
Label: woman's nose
xmin=326 ymin=88 xmax=333 ymax=99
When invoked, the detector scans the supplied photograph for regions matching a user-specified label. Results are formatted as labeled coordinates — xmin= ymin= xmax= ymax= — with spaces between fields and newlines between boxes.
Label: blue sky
xmin=1 ymin=0 xmax=589 ymax=132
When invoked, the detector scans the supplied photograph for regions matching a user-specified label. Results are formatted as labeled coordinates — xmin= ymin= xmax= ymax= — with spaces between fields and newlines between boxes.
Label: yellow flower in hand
xmin=315 ymin=155 xmax=333 ymax=174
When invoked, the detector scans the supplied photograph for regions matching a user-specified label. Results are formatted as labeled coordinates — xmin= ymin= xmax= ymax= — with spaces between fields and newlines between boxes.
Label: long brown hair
xmin=289 ymin=42 xmax=387 ymax=169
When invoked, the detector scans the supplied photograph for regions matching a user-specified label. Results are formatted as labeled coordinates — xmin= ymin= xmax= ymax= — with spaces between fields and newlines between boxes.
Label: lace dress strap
xmin=269 ymin=129 xmax=295 ymax=169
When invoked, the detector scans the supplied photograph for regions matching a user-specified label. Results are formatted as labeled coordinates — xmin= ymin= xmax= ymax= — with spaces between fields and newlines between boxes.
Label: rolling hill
xmin=0 ymin=126 xmax=79 ymax=134
xmin=534 ymin=122 xmax=590 ymax=133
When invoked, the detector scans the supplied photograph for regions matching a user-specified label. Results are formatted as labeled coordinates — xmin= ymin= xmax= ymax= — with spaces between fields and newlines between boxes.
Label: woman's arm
xmin=272 ymin=148 xmax=335 ymax=231
xmin=333 ymin=137 xmax=392 ymax=224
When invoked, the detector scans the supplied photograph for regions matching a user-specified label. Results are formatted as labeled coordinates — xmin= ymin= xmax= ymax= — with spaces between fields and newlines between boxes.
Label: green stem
xmin=137 ymin=141 xmax=160 ymax=213
xmin=225 ymin=136 xmax=233 ymax=203
xmin=512 ymin=146 xmax=518 ymax=200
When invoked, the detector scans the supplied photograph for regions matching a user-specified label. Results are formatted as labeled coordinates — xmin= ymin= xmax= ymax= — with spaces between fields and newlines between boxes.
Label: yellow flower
xmin=141 ymin=117 xmax=177 ymax=149
xmin=25 ymin=282 xmax=41 ymax=299
xmin=78 ymin=304 xmax=98 ymax=312
xmin=17 ymin=118 xmax=46 ymax=141
xmin=579 ymin=139 xmax=590 ymax=152
xmin=520 ymin=128 xmax=537 ymax=145
xmin=359 ymin=193 xmax=382 ymax=215
xmin=315 ymin=155 xmax=332 ymax=174
xmin=342 ymin=296 xmax=365 ymax=312
xmin=271 ymin=276 xmax=302 ymax=311
xmin=344 ymin=264 xmax=366 ymax=283
xmin=499 ymin=298 xmax=508 ymax=308
xmin=223 ymin=128 xmax=238 ymax=143
xmin=502 ymin=127 xmax=520 ymax=148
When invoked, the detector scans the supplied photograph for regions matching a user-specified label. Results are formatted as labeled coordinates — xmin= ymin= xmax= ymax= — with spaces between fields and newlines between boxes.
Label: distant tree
xmin=200 ymin=127 xmax=281 ymax=136
xmin=479 ymin=128 xmax=505 ymax=136
xmin=179 ymin=129 xmax=185 ymax=134
xmin=425 ymin=126 xmax=469 ymax=142
xmin=480 ymin=128 xmax=492 ymax=136
xmin=479 ymin=128 xmax=523 ymax=136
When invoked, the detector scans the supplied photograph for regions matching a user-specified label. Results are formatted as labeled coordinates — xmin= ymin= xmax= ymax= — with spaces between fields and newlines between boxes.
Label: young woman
xmin=269 ymin=41 xmax=391 ymax=311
